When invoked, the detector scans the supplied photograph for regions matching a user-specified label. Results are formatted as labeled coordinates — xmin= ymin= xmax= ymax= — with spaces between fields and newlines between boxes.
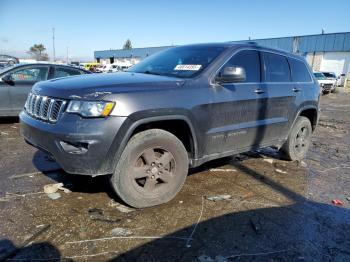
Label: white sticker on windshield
xmin=174 ymin=64 xmax=202 ymax=71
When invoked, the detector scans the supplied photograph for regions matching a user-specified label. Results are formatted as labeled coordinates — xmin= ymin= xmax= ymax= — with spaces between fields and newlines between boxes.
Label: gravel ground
xmin=0 ymin=91 xmax=350 ymax=261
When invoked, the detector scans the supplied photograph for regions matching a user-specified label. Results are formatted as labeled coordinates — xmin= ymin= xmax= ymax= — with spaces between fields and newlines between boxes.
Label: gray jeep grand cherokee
xmin=20 ymin=43 xmax=320 ymax=207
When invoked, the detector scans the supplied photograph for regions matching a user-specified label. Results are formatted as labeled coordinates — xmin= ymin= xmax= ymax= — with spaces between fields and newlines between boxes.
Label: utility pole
xmin=52 ymin=27 xmax=56 ymax=62
xmin=66 ymin=46 xmax=68 ymax=64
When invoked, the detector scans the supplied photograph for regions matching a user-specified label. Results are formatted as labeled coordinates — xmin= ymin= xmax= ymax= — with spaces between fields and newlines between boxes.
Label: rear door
xmin=260 ymin=52 xmax=295 ymax=143
xmin=8 ymin=65 xmax=49 ymax=113
xmin=288 ymin=57 xmax=314 ymax=125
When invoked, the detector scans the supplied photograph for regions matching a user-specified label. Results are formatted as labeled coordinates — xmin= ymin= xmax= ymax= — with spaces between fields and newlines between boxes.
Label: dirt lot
xmin=1 ymin=92 xmax=350 ymax=261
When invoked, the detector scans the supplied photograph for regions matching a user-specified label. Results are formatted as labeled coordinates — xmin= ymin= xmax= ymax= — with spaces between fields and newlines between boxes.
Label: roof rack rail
xmin=227 ymin=41 xmax=258 ymax=45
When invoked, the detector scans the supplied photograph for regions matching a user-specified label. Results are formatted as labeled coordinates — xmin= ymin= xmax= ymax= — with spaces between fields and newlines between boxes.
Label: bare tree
xmin=28 ymin=44 xmax=49 ymax=61
xmin=123 ymin=39 xmax=132 ymax=50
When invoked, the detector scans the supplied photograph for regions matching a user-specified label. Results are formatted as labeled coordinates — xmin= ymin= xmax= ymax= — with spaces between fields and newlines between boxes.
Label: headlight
xmin=66 ymin=101 xmax=115 ymax=117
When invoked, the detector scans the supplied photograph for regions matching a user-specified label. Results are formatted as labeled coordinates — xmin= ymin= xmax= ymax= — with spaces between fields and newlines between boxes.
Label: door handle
xmin=292 ymin=87 xmax=301 ymax=92
xmin=254 ymin=88 xmax=265 ymax=94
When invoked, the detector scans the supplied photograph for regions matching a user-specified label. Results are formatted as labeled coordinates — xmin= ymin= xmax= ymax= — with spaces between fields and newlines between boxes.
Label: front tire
xmin=111 ymin=129 xmax=189 ymax=208
xmin=280 ymin=116 xmax=312 ymax=161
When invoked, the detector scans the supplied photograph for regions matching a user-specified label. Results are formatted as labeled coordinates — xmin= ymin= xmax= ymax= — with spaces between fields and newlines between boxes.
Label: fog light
xmin=59 ymin=141 xmax=89 ymax=154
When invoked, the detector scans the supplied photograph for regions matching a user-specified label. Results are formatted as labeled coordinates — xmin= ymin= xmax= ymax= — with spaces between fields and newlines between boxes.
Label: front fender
xmin=104 ymin=111 xmax=199 ymax=173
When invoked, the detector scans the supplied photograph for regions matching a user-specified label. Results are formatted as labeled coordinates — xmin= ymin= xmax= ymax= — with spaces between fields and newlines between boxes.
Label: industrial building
xmin=94 ymin=32 xmax=350 ymax=86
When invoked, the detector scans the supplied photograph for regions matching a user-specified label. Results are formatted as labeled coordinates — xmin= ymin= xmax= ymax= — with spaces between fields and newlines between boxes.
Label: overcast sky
xmin=1 ymin=0 xmax=349 ymax=61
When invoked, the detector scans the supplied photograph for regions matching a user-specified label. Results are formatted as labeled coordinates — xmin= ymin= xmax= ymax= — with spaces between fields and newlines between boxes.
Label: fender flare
xmin=107 ymin=114 xmax=199 ymax=172
xmin=285 ymin=105 xmax=319 ymax=141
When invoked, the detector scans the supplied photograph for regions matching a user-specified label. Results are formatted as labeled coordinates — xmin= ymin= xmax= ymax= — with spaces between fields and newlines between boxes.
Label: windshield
xmin=322 ymin=72 xmax=336 ymax=78
xmin=127 ymin=46 xmax=227 ymax=78
xmin=314 ymin=72 xmax=326 ymax=80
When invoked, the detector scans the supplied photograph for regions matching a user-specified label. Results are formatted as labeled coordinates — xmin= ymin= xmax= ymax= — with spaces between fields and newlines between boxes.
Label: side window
xmin=288 ymin=58 xmax=312 ymax=82
xmin=221 ymin=50 xmax=260 ymax=82
xmin=9 ymin=66 xmax=49 ymax=82
xmin=263 ymin=52 xmax=291 ymax=82
xmin=53 ymin=67 xmax=82 ymax=78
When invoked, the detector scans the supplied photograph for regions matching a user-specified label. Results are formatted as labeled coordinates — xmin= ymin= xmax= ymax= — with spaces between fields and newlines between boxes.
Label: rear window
xmin=289 ymin=58 xmax=312 ymax=82
xmin=54 ymin=67 xmax=82 ymax=78
xmin=263 ymin=52 xmax=291 ymax=82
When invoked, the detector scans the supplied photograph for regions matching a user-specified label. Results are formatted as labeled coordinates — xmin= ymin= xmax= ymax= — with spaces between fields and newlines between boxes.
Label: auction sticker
xmin=174 ymin=64 xmax=202 ymax=71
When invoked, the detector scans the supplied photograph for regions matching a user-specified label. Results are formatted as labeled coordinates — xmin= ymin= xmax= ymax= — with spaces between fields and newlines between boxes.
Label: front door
xmin=203 ymin=50 xmax=267 ymax=153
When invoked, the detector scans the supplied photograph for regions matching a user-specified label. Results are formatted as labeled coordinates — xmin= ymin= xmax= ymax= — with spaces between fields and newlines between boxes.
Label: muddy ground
xmin=0 ymin=92 xmax=350 ymax=262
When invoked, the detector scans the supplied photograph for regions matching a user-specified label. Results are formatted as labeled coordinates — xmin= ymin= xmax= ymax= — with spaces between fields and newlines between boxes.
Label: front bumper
xmin=20 ymin=111 xmax=127 ymax=176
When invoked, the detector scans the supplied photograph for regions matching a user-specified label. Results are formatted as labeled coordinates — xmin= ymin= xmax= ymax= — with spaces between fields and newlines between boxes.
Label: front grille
xmin=25 ymin=93 xmax=66 ymax=123
xmin=322 ymin=84 xmax=333 ymax=90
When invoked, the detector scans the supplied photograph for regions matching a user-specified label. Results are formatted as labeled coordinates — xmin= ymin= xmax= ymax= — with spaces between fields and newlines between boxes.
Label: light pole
xmin=52 ymin=28 xmax=56 ymax=62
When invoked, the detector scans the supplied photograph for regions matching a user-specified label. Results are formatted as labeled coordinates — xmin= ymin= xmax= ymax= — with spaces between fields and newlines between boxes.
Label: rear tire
xmin=280 ymin=116 xmax=312 ymax=161
xmin=110 ymin=129 xmax=189 ymax=208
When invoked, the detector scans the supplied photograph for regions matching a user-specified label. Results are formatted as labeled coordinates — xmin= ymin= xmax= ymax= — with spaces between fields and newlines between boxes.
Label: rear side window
xmin=53 ymin=67 xmax=82 ymax=78
xmin=263 ymin=52 xmax=291 ymax=82
xmin=222 ymin=50 xmax=260 ymax=82
xmin=289 ymin=58 xmax=312 ymax=82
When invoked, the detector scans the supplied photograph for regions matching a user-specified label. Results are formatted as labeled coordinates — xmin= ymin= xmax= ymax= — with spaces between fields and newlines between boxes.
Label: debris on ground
xmin=263 ymin=158 xmax=274 ymax=164
xmin=43 ymin=183 xmax=71 ymax=194
xmin=108 ymin=199 xmax=135 ymax=213
xmin=88 ymin=208 xmax=104 ymax=216
xmin=206 ymin=195 xmax=231 ymax=202
xmin=332 ymin=199 xmax=343 ymax=205
xmin=0 ymin=131 xmax=9 ymax=136
xmin=300 ymin=161 xmax=307 ymax=167
xmin=0 ymin=191 xmax=44 ymax=201
xmin=275 ymin=168 xmax=288 ymax=174
xmin=179 ymin=200 xmax=184 ymax=204
xmin=47 ymin=192 xmax=61 ymax=200
xmin=110 ymin=227 xmax=133 ymax=237
xmin=209 ymin=168 xmax=237 ymax=172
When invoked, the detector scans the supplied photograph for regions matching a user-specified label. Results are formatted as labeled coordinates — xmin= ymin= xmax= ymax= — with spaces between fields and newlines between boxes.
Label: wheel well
xmin=130 ymin=120 xmax=195 ymax=159
xmin=299 ymin=108 xmax=318 ymax=130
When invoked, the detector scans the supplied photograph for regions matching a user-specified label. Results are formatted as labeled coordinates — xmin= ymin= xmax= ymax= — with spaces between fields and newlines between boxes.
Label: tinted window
xmin=9 ymin=66 xmax=49 ymax=82
xmin=322 ymin=72 xmax=335 ymax=78
xmin=54 ymin=67 xmax=82 ymax=78
xmin=314 ymin=72 xmax=326 ymax=80
xmin=263 ymin=53 xmax=291 ymax=82
xmin=221 ymin=50 xmax=260 ymax=82
xmin=289 ymin=58 xmax=312 ymax=82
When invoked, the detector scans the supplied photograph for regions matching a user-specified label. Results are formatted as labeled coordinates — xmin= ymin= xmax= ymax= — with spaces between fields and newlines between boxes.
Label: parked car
xmin=0 ymin=63 xmax=90 ymax=116
xmin=20 ymin=43 xmax=320 ymax=208
xmin=321 ymin=71 xmax=340 ymax=88
xmin=313 ymin=71 xmax=335 ymax=94
xmin=0 ymin=54 xmax=19 ymax=67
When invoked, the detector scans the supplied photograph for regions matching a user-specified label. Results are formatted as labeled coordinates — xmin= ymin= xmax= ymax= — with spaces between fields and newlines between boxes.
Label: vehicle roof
xmin=0 ymin=63 xmax=91 ymax=74
xmin=179 ymin=42 xmax=305 ymax=61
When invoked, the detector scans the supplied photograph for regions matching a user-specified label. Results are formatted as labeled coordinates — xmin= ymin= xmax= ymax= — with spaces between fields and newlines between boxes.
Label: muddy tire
xmin=280 ymin=116 xmax=312 ymax=161
xmin=110 ymin=129 xmax=189 ymax=208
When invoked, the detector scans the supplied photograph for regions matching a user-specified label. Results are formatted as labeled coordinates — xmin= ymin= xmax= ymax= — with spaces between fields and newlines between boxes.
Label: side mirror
xmin=340 ymin=73 xmax=346 ymax=77
xmin=216 ymin=66 xmax=246 ymax=83
xmin=1 ymin=74 xmax=15 ymax=86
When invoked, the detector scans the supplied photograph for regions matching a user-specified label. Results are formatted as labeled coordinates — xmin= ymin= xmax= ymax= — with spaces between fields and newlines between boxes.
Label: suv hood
xmin=32 ymin=72 xmax=186 ymax=100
